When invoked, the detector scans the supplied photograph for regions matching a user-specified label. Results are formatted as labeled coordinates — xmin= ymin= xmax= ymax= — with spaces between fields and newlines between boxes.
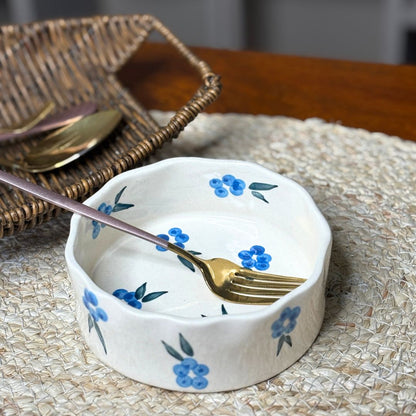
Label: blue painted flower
xmin=238 ymin=245 xmax=272 ymax=271
xmin=155 ymin=227 xmax=201 ymax=272
xmin=209 ymin=174 xmax=278 ymax=203
xmin=83 ymin=288 xmax=108 ymax=354
xmin=162 ymin=333 xmax=209 ymax=390
xmin=209 ymin=174 xmax=246 ymax=198
xmin=156 ymin=227 xmax=189 ymax=251
xmin=271 ymin=306 xmax=301 ymax=338
xmin=83 ymin=288 xmax=108 ymax=322
xmin=92 ymin=203 xmax=113 ymax=238
xmin=112 ymin=283 xmax=167 ymax=310
xmin=92 ymin=186 xmax=134 ymax=239
xmin=271 ymin=306 xmax=301 ymax=356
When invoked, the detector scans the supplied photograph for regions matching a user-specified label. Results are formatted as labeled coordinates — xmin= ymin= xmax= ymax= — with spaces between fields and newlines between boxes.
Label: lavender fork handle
xmin=0 ymin=169 xmax=168 ymax=249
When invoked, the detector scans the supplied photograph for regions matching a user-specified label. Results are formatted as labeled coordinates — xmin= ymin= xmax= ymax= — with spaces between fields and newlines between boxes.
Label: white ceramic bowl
xmin=65 ymin=157 xmax=332 ymax=392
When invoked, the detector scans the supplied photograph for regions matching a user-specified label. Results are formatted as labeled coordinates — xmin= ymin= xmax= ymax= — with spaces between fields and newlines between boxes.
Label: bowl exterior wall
xmin=67 ymin=244 xmax=330 ymax=392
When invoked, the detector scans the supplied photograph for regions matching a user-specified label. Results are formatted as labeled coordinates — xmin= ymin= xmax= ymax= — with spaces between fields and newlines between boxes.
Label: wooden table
xmin=118 ymin=43 xmax=416 ymax=142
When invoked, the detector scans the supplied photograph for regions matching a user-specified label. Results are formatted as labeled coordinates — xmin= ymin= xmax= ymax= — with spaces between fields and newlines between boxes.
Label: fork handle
xmin=0 ymin=169 xmax=170 ymax=249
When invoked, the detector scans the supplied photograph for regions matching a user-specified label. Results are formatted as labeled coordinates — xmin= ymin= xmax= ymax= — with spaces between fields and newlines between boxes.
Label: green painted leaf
xmin=178 ymin=255 xmax=196 ymax=272
xmin=162 ymin=341 xmax=183 ymax=361
xmin=221 ymin=304 xmax=228 ymax=315
xmin=112 ymin=203 xmax=134 ymax=212
xmin=251 ymin=191 xmax=269 ymax=203
xmin=88 ymin=314 xmax=93 ymax=333
xmin=142 ymin=291 xmax=168 ymax=302
xmin=277 ymin=335 xmax=285 ymax=356
xmin=135 ymin=283 xmax=147 ymax=300
xmin=249 ymin=183 xmax=278 ymax=191
xmin=285 ymin=335 xmax=292 ymax=347
xmin=114 ymin=186 xmax=127 ymax=204
xmin=94 ymin=320 xmax=107 ymax=354
xmin=177 ymin=251 xmax=202 ymax=272
xmin=179 ymin=333 xmax=194 ymax=357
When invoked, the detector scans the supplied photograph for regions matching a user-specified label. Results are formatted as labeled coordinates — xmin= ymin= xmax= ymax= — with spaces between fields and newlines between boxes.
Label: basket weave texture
xmin=0 ymin=14 xmax=221 ymax=237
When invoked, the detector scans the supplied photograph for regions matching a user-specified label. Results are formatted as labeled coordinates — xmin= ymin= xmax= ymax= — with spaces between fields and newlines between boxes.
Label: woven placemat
xmin=1 ymin=111 xmax=415 ymax=415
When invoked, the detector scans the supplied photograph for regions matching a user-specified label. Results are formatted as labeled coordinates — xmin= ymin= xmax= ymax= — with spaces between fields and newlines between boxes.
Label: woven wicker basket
xmin=0 ymin=14 xmax=221 ymax=237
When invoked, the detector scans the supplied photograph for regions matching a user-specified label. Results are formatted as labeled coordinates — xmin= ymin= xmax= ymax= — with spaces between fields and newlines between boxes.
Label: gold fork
xmin=167 ymin=244 xmax=306 ymax=304
xmin=0 ymin=170 xmax=306 ymax=305
xmin=0 ymin=102 xmax=55 ymax=134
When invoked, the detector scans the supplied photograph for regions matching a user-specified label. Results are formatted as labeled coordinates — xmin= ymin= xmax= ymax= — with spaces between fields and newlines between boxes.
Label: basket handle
xmin=122 ymin=15 xmax=222 ymax=156
xmin=65 ymin=15 xmax=222 ymax=200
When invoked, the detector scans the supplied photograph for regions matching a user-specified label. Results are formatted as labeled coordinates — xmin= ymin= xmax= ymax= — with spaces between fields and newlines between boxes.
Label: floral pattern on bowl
xmin=155 ymin=227 xmax=202 ymax=272
xmin=91 ymin=186 xmax=134 ymax=239
xmin=113 ymin=282 xmax=168 ymax=310
xmin=83 ymin=288 xmax=108 ymax=354
xmin=155 ymin=227 xmax=274 ymax=273
xmin=209 ymin=174 xmax=278 ymax=203
xmin=238 ymin=245 xmax=272 ymax=271
xmin=271 ymin=306 xmax=301 ymax=356
xmin=162 ymin=334 xmax=210 ymax=390
xmin=66 ymin=157 xmax=332 ymax=392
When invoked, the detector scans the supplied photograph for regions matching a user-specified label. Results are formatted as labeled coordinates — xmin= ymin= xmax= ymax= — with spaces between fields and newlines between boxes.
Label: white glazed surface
xmin=65 ymin=157 xmax=332 ymax=392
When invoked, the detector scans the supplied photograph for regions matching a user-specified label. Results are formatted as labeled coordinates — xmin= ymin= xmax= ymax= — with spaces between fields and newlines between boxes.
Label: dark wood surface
xmin=118 ymin=42 xmax=416 ymax=142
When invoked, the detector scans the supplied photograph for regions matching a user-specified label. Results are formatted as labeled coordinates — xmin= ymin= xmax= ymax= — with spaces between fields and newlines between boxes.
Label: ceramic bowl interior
xmin=65 ymin=157 xmax=332 ymax=392
xmin=71 ymin=159 xmax=327 ymax=317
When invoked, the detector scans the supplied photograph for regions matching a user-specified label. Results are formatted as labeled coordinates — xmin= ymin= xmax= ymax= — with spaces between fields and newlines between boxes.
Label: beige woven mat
xmin=1 ymin=111 xmax=415 ymax=415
